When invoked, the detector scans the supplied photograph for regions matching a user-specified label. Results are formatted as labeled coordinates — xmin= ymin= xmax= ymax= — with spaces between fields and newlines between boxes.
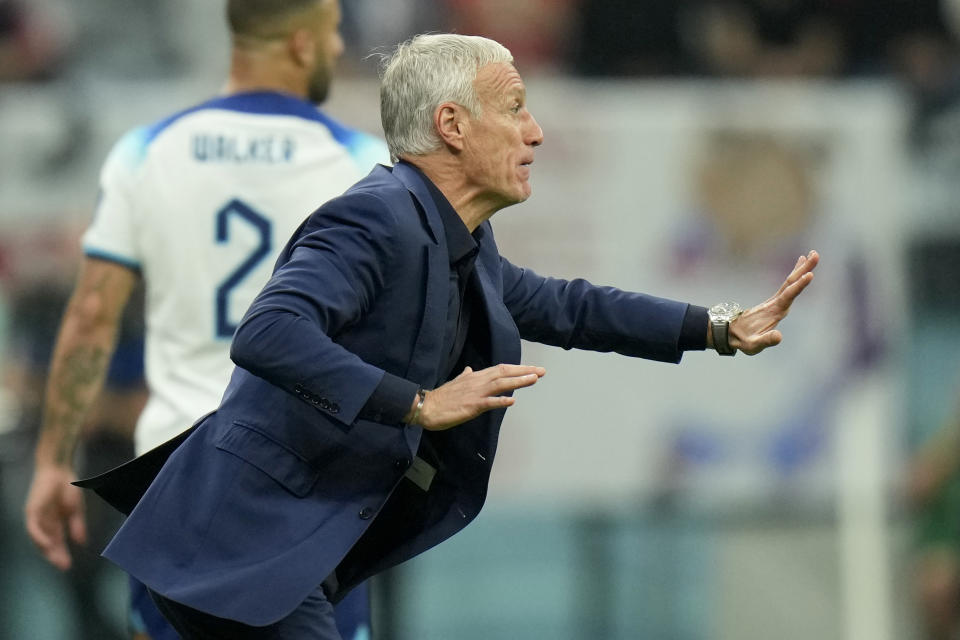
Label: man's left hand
xmin=729 ymin=250 xmax=819 ymax=355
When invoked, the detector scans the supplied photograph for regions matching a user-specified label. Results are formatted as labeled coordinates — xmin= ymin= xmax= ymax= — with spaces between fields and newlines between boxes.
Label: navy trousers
xmin=147 ymin=583 xmax=350 ymax=640
xmin=136 ymin=578 xmax=370 ymax=639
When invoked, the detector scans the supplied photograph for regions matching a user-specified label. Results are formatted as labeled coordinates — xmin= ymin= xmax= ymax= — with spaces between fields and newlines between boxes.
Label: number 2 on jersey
xmin=215 ymin=199 xmax=272 ymax=338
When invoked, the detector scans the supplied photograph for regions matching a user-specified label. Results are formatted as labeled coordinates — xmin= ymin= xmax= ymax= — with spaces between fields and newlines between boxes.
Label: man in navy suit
xmin=96 ymin=33 xmax=819 ymax=638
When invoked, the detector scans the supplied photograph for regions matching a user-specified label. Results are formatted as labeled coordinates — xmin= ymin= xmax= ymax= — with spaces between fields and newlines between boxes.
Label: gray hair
xmin=379 ymin=34 xmax=513 ymax=162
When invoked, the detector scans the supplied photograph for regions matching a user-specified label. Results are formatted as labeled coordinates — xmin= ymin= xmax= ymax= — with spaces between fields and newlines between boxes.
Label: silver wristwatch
xmin=708 ymin=302 xmax=743 ymax=356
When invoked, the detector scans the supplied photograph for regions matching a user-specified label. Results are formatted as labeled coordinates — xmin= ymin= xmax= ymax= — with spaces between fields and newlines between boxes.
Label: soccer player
xmin=23 ymin=1 xmax=385 ymax=639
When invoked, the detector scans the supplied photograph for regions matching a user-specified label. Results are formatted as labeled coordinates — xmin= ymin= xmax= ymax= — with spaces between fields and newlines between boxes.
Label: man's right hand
xmin=408 ymin=363 xmax=546 ymax=431
xmin=24 ymin=464 xmax=87 ymax=571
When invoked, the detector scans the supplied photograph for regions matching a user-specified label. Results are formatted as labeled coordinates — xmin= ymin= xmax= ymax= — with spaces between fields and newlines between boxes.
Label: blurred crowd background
xmin=3 ymin=1 xmax=960 ymax=639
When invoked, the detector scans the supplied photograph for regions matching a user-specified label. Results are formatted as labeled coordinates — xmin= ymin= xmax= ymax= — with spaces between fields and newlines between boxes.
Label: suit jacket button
xmin=329 ymin=403 xmax=340 ymax=414
xmin=394 ymin=458 xmax=411 ymax=470
xmin=358 ymin=507 xmax=375 ymax=520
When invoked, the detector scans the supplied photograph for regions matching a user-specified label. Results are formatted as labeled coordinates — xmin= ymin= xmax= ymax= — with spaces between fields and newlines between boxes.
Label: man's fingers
xmin=69 ymin=510 xmax=87 ymax=546
xmin=786 ymin=255 xmax=807 ymax=279
xmin=737 ymin=251 xmax=818 ymax=354
xmin=790 ymin=251 xmax=819 ymax=275
xmin=480 ymin=395 xmax=516 ymax=409
xmin=423 ymin=364 xmax=547 ymax=431
xmin=742 ymin=330 xmax=783 ymax=355
xmin=46 ymin=544 xmax=72 ymax=571
xmin=487 ymin=364 xmax=546 ymax=394
xmin=791 ymin=251 xmax=819 ymax=279
xmin=777 ymin=271 xmax=814 ymax=306
xmin=777 ymin=251 xmax=820 ymax=295
xmin=759 ymin=330 xmax=783 ymax=350
xmin=484 ymin=363 xmax=546 ymax=380
xmin=27 ymin=517 xmax=71 ymax=571
xmin=24 ymin=516 xmax=54 ymax=553
xmin=488 ymin=372 xmax=542 ymax=396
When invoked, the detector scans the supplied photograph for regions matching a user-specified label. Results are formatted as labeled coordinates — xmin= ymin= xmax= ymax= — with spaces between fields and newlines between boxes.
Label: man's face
xmin=306 ymin=0 xmax=344 ymax=103
xmin=461 ymin=62 xmax=543 ymax=209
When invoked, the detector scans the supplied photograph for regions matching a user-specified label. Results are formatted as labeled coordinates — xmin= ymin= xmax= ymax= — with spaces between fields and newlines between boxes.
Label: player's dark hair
xmin=227 ymin=0 xmax=319 ymax=38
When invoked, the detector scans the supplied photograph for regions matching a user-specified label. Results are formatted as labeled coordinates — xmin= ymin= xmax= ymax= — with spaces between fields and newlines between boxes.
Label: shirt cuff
xmin=679 ymin=304 xmax=709 ymax=351
xmin=357 ymin=372 xmax=420 ymax=426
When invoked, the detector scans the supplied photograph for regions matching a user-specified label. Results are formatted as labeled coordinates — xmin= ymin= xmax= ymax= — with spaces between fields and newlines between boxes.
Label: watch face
xmin=709 ymin=302 xmax=743 ymax=322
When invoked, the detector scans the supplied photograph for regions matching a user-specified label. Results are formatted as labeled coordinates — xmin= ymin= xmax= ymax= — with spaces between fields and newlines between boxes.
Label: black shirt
xmin=416 ymin=164 xmax=482 ymax=381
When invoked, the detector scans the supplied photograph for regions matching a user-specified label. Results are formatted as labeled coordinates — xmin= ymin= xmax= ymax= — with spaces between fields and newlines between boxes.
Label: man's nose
xmin=527 ymin=114 xmax=544 ymax=147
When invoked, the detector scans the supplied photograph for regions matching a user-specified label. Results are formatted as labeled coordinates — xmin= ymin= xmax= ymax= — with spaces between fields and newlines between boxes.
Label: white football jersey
xmin=82 ymin=91 xmax=389 ymax=454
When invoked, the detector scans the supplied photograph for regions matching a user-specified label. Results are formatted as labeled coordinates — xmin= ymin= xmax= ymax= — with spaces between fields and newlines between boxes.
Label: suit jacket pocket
xmin=215 ymin=422 xmax=320 ymax=498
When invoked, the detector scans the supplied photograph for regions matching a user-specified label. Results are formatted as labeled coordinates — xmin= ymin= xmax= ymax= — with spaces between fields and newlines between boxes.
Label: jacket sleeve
xmin=499 ymin=256 xmax=689 ymax=363
xmin=230 ymin=191 xmax=401 ymax=427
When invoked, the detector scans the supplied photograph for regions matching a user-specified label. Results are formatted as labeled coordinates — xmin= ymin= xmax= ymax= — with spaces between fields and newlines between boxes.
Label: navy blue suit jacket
xmin=101 ymin=162 xmax=691 ymax=626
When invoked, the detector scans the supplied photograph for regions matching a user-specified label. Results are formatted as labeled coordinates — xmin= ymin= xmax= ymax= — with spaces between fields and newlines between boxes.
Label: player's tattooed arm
xmin=26 ymin=258 xmax=137 ymax=570
xmin=37 ymin=258 xmax=137 ymax=466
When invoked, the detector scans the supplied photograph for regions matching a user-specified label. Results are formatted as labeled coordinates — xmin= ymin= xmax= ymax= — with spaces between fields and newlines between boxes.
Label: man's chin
xmin=509 ymin=189 xmax=531 ymax=206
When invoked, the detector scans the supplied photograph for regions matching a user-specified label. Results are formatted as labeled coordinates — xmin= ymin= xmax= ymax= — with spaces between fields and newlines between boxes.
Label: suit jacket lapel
xmin=390 ymin=163 xmax=447 ymax=394
xmin=391 ymin=162 xmax=443 ymax=245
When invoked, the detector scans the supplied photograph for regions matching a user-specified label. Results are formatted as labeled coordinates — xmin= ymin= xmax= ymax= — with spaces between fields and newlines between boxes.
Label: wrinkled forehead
xmin=474 ymin=62 xmax=525 ymax=101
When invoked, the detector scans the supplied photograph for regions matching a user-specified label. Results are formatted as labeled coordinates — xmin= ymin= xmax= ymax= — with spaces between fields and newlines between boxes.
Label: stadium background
xmin=2 ymin=1 xmax=960 ymax=638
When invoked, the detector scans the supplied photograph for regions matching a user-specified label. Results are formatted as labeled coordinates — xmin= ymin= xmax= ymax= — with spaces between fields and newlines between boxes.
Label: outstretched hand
xmin=413 ymin=363 xmax=546 ymax=431
xmin=729 ymin=250 xmax=819 ymax=355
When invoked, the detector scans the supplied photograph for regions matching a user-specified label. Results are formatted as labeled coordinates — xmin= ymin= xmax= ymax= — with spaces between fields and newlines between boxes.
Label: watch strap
xmin=711 ymin=320 xmax=736 ymax=356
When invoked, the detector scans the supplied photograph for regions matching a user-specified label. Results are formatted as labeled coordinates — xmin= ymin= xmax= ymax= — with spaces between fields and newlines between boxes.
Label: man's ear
xmin=289 ymin=28 xmax=315 ymax=67
xmin=435 ymin=103 xmax=467 ymax=151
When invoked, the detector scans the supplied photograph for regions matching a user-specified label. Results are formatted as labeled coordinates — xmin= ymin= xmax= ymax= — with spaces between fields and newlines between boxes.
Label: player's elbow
xmin=66 ymin=289 xmax=121 ymax=336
